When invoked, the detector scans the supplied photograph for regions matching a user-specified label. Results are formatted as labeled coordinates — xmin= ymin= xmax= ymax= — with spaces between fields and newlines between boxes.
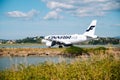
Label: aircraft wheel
xmin=59 ymin=45 xmax=63 ymax=48
xmin=48 ymin=46 xmax=51 ymax=48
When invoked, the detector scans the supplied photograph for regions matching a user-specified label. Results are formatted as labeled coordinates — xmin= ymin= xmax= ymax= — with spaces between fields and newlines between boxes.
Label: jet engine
xmin=46 ymin=41 xmax=56 ymax=47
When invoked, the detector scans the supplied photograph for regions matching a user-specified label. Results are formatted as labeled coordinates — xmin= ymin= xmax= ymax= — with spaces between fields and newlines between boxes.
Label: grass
xmin=0 ymin=46 xmax=120 ymax=80
xmin=0 ymin=52 xmax=120 ymax=79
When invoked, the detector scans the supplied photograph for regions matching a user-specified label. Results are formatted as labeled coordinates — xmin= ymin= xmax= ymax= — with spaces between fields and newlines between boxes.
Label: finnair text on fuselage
xmin=47 ymin=35 xmax=72 ymax=39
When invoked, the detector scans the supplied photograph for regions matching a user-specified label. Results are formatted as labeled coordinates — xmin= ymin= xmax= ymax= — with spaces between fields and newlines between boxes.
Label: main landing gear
xmin=59 ymin=45 xmax=63 ymax=48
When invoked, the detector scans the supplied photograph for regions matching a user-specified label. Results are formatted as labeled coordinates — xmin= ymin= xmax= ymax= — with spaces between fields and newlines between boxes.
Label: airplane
xmin=42 ymin=20 xmax=97 ymax=48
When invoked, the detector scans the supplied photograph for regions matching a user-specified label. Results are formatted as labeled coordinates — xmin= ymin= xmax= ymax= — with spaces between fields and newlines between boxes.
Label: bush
xmin=64 ymin=46 xmax=85 ymax=56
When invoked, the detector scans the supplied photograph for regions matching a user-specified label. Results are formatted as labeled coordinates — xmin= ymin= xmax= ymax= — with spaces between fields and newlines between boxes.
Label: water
xmin=0 ymin=56 xmax=73 ymax=70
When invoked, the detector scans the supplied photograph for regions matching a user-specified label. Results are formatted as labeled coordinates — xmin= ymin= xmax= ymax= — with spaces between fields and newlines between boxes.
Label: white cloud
xmin=82 ymin=0 xmax=108 ymax=3
xmin=72 ymin=8 xmax=105 ymax=17
xmin=43 ymin=0 xmax=120 ymax=18
xmin=47 ymin=1 xmax=74 ymax=9
xmin=100 ymin=1 xmax=120 ymax=10
xmin=7 ymin=9 xmax=39 ymax=19
xmin=44 ymin=9 xmax=63 ymax=20
xmin=7 ymin=11 xmax=27 ymax=17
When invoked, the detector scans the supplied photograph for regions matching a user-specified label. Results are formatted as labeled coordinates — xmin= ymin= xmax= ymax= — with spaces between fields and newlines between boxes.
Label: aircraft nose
xmin=45 ymin=36 xmax=49 ymax=39
xmin=41 ymin=39 xmax=46 ymax=43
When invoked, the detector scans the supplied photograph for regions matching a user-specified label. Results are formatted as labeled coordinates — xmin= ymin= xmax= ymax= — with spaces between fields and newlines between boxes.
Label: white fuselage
xmin=44 ymin=34 xmax=89 ymax=44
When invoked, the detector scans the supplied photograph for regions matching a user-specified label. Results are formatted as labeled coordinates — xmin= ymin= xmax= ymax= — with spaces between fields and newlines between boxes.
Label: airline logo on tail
xmin=86 ymin=26 xmax=95 ymax=32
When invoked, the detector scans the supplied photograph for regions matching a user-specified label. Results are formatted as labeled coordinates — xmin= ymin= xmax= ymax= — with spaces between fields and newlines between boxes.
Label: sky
xmin=0 ymin=0 xmax=120 ymax=39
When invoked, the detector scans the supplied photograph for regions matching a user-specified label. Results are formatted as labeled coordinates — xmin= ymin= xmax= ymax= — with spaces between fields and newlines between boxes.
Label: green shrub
xmin=64 ymin=46 xmax=85 ymax=56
